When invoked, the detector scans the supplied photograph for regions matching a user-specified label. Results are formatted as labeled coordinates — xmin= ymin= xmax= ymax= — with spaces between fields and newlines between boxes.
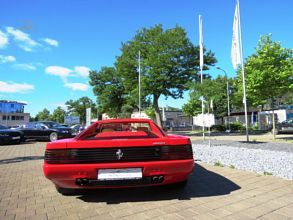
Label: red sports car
xmin=43 ymin=118 xmax=194 ymax=195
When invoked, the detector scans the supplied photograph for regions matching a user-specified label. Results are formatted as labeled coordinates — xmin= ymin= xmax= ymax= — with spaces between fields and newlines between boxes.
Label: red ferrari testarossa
xmin=43 ymin=118 xmax=194 ymax=195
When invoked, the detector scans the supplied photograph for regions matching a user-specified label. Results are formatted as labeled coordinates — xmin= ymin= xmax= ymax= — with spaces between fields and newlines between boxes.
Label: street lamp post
xmin=216 ymin=66 xmax=231 ymax=132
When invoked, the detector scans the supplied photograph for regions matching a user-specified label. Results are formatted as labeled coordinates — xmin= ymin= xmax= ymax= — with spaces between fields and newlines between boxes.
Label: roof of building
xmin=0 ymin=100 xmax=27 ymax=105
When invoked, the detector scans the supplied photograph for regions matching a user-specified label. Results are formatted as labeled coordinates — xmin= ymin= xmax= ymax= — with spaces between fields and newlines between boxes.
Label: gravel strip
xmin=192 ymin=139 xmax=293 ymax=152
xmin=192 ymin=143 xmax=293 ymax=180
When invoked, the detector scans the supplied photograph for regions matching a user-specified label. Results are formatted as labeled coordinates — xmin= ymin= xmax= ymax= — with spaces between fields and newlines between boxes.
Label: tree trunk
xmin=153 ymin=94 xmax=162 ymax=128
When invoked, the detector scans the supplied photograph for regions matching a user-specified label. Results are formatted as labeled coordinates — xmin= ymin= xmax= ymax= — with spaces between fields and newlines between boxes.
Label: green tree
xmin=237 ymin=35 xmax=293 ymax=137
xmin=66 ymin=97 xmax=97 ymax=124
xmin=51 ymin=107 xmax=66 ymax=123
xmin=89 ymin=67 xmax=127 ymax=118
xmin=183 ymin=76 xmax=229 ymax=121
xmin=114 ymin=24 xmax=216 ymax=127
xmin=35 ymin=108 xmax=51 ymax=121
xmin=182 ymin=96 xmax=202 ymax=117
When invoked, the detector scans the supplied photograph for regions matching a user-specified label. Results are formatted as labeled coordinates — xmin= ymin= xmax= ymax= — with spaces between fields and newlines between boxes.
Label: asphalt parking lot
xmin=0 ymin=142 xmax=293 ymax=220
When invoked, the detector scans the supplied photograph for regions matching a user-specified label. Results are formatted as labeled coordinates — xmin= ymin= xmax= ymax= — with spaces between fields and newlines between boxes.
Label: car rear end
xmin=43 ymin=119 xmax=194 ymax=193
xmin=43 ymin=139 xmax=194 ymax=190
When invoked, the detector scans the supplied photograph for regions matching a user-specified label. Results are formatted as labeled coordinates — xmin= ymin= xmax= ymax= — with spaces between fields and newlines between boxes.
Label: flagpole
xmin=237 ymin=0 xmax=249 ymax=142
xmin=199 ymin=15 xmax=205 ymax=140
xmin=208 ymin=100 xmax=211 ymax=147
xmin=138 ymin=51 xmax=141 ymax=118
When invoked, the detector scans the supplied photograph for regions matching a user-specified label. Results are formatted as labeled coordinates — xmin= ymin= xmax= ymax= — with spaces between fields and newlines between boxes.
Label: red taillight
xmin=45 ymin=149 xmax=72 ymax=164
xmin=160 ymin=144 xmax=193 ymax=160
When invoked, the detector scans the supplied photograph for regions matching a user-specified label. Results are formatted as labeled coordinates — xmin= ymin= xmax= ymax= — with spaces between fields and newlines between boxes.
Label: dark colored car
xmin=0 ymin=125 xmax=24 ymax=145
xmin=70 ymin=124 xmax=86 ymax=135
xmin=276 ymin=118 xmax=293 ymax=134
xmin=18 ymin=121 xmax=75 ymax=142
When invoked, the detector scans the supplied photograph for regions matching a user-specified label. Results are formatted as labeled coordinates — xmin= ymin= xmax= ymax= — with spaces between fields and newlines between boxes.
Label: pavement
xmin=0 ymin=142 xmax=293 ymax=220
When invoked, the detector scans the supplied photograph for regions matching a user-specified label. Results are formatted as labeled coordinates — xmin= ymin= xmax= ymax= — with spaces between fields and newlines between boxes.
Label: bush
xmin=230 ymin=122 xmax=245 ymax=131
xmin=251 ymin=122 xmax=258 ymax=130
xmin=211 ymin=125 xmax=226 ymax=132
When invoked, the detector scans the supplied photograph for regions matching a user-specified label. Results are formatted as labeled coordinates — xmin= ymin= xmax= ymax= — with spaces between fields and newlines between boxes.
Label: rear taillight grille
xmin=44 ymin=145 xmax=193 ymax=164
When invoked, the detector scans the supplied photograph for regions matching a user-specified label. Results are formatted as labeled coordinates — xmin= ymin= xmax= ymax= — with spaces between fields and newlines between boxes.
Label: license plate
xmin=12 ymin=136 xmax=20 ymax=140
xmin=98 ymin=168 xmax=142 ymax=180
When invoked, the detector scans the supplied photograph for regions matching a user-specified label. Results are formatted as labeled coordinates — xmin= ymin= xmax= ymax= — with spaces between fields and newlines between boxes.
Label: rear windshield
xmin=80 ymin=122 xmax=158 ymax=140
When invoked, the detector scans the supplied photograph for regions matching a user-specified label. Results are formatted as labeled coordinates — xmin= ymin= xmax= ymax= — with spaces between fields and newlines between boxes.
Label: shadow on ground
xmin=238 ymin=141 xmax=267 ymax=144
xmin=277 ymin=136 xmax=293 ymax=141
xmin=77 ymin=164 xmax=240 ymax=204
xmin=0 ymin=156 xmax=44 ymax=165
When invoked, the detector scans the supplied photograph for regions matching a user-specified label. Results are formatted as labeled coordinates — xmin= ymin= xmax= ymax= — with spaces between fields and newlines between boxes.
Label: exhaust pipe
xmin=76 ymin=178 xmax=89 ymax=186
xmin=152 ymin=176 xmax=159 ymax=183
xmin=152 ymin=176 xmax=164 ymax=183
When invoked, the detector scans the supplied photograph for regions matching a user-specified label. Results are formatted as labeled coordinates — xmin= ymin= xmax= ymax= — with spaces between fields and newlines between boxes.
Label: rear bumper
xmin=43 ymin=159 xmax=194 ymax=189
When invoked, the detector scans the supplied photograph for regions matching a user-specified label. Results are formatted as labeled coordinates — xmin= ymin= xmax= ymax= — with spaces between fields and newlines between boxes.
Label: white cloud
xmin=45 ymin=66 xmax=72 ymax=78
xmin=74 ymin=66 xmax=91 ymax=77
xmin=0 ymin=55 xmax=16 ymax=63
xmin=64 ymin=82 xmax=89 ymax=91
xmin=45 ymin=65 xmax=91 ymax=91
xmin=0 ymin=30 xmax=9 ymax=49
xmin=13 ymin=63 xmax=36 ymax=71
xmin=43 ymin=38 xmax=59 ymax=47
xmin=0 ymin=81 xmax=34 ymax=93
xmin=6 ymin=26 xmax=40 ymax=52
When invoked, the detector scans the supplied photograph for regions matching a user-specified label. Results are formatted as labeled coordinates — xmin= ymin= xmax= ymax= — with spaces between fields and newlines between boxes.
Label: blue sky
xmin=0 ymin=0 xmax=292 ymax=116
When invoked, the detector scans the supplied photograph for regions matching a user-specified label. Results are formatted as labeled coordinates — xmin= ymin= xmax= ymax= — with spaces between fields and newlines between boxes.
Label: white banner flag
xmin=162 ymin=106 xmax=166 ymax=121
xmin=199 ymin=15 xmax=204 ymax=69
xmin=86 ymin=108 xmax=91 ymax=127
xmin=231 ymin=3 xmax=241 ymax=69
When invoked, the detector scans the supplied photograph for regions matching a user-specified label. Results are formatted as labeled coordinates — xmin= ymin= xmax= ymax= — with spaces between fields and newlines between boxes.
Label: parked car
xmin=0 ymin=125 xmax=24 ymax=144
xmin=18 ymin=121 xmax=75 ymax=142
xmin=43 ymin=118 xmax=194 ymax=195
xmin=70 ymin=124 xmax=86 ymax=135
xmin=276 ymin=118 xmax=293 ymax=134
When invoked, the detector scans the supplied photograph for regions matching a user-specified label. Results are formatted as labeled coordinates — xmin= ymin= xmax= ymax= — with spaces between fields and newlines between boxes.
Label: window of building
xmin=2 ymin=115 xmax=10 ymax=120
xmin=11 ymin=116 xmax=16 ymax=120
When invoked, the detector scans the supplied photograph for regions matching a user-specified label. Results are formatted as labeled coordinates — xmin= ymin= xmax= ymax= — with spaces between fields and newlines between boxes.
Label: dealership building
xmin=0 ymin=100 xmax=30 ymax=127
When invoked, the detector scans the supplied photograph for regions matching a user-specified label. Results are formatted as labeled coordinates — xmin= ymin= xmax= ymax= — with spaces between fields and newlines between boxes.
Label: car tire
xmin=49 ymin=132 xmax=58 ymax=142
xmin=55 ymin=185 xmax=76 ymax=196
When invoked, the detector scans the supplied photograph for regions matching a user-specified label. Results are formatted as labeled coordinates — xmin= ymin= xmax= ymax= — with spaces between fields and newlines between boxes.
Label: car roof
xmin=94 ymin=118 xmax=153 ymax=124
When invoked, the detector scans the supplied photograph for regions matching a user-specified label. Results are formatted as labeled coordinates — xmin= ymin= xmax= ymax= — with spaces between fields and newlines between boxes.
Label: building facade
xmin=0 ymin=100 xmax=30 ymax=127
xmin=161 ymin=109 xmax=193 ymax=129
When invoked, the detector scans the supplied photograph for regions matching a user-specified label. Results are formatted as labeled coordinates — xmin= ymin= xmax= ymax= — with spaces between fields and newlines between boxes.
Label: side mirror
xmin=41 ymin=126 xmax=47 ymax=130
